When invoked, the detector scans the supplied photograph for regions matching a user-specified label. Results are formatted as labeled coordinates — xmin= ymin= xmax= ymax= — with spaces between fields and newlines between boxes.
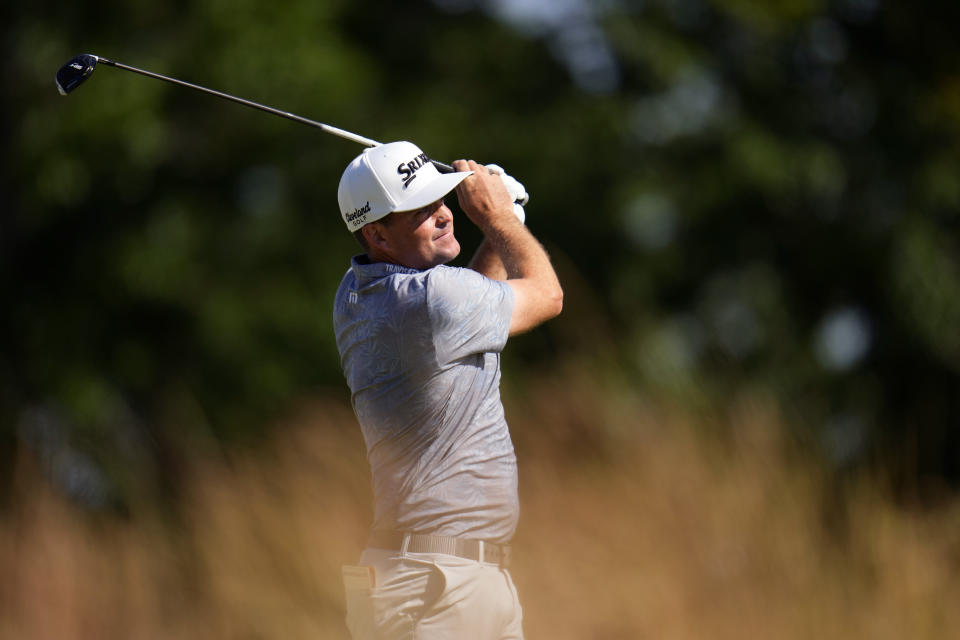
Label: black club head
xmin=56 ymin=54 xmax=98 ymax=95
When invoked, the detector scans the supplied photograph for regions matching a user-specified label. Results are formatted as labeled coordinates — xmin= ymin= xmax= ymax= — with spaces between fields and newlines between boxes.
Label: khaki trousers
xmin=343 ymin=547 xmax=524 ymax=640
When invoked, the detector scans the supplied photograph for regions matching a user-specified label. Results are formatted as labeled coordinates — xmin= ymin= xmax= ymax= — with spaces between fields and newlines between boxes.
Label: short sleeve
xmin=426 ymin=266 xmax=514 ymax=365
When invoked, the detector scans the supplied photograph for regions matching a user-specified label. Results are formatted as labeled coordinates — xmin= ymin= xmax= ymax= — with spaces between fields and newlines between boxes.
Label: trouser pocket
xmin=342 ymin=565 xmax=375 ymax=640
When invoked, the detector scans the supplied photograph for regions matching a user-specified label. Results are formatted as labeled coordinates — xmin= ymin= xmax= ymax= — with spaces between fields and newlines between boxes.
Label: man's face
xmin=370 ymin=198 xmax=460 ymax=269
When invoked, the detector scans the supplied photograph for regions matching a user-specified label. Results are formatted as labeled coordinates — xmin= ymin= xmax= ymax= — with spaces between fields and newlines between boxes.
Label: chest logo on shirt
xmin=397 ymin=153 xmax=431 ymax=188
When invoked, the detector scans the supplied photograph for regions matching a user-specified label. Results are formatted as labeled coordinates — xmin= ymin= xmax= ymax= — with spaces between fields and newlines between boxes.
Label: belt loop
xmin=400 ymin=532 xmax=411 ymax=554
xmin=478 ymin=540 xmax=485 ymax=564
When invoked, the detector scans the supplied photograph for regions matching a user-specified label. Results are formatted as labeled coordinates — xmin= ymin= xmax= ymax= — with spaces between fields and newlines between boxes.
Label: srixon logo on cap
xmin=397 ymin=153 xmax=431 ymax=188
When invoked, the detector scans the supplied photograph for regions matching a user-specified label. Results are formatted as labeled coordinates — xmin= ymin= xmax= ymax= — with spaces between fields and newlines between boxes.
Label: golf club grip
xmin=432 ymin=161 xmax=454 ymax=174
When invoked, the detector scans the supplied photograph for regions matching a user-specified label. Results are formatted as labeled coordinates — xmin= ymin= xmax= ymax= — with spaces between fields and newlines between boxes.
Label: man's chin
xmin=436 ymin=236 xmax=460 ymax=264
xmin=437 ymin=249 xmax=461 ymax=266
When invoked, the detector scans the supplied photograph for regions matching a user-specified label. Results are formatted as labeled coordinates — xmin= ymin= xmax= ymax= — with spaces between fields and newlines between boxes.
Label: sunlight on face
xmin=376 ymin=199 xmax=460 ymax=269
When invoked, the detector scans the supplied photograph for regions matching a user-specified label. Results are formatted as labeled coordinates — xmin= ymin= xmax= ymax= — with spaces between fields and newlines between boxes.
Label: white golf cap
xmin=338 ymin=141 xmax=473 ymax=232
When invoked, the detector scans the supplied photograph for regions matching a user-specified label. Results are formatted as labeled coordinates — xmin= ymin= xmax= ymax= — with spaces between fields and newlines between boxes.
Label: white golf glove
xmin=486 ymin=164 xmax=529 ymax=224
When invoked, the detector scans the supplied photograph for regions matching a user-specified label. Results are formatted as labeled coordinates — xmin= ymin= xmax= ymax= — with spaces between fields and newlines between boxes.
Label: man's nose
xmin=435 ymin=203 xmax=452 ymax=224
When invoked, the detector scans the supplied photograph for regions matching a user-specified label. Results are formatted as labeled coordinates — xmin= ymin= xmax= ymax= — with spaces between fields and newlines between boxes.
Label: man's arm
xmin=454 ymin=159 xmax=563 ymax=335
xmin=467 ymin=238 xmax=508 ymax=281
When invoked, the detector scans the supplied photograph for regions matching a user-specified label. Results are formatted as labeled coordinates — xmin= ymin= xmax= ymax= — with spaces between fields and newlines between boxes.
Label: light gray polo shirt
xmin=333 ymin=255 xmax=518 ymax=544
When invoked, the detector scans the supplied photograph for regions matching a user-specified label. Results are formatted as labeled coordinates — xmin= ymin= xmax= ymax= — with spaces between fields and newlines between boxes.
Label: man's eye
xmin=417 ymin=200 xmax=443 ymax=216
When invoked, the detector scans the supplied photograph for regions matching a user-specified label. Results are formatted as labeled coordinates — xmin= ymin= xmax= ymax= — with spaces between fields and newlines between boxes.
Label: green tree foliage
xmin=3 ymin=0 xmax=960 ymax=505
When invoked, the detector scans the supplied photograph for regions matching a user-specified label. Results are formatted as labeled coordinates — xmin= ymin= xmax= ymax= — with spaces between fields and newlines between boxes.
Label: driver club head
xmin=56 ymin=54 xmax=98 ymax=95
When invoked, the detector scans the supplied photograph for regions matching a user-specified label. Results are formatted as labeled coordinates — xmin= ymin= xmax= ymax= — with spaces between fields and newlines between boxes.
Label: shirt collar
xmin=350 ymin=254 xmax=423 ymax=285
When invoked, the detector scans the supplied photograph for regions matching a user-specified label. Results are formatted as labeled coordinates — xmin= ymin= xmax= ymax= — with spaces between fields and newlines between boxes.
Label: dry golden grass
xmin=2 ymin=377 xmax=959 ymax=639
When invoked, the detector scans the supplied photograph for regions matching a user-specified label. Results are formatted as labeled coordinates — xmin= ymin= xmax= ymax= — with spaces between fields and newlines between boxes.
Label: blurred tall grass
xmin=2 ymin=374 xmax=958 ymax=639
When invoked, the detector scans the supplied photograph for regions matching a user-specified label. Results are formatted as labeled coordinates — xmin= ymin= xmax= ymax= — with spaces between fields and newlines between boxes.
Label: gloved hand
xmin=486 ymin=164 xmax=528 ymax=224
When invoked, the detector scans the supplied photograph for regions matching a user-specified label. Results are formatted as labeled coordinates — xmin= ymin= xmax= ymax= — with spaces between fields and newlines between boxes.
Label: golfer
xmin=333 ymin=141 xmax=562 ymax=639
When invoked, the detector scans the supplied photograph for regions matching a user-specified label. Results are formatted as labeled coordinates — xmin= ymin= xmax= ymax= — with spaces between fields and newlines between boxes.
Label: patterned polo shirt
xmin=333 ymin=256 xmax=517 ymax=543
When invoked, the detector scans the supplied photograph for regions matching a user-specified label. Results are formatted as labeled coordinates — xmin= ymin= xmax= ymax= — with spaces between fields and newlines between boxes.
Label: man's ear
xmin=362 ymin=222 xmax=389 ymax=251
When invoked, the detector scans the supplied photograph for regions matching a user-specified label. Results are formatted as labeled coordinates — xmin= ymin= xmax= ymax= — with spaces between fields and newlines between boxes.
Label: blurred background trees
xmin=3 ymin=0 xmax=960 ymax=508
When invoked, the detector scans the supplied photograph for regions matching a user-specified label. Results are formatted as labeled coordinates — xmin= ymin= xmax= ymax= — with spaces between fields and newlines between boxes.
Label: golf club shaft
xmin=94 ymin=56 xmax=455 ymax=172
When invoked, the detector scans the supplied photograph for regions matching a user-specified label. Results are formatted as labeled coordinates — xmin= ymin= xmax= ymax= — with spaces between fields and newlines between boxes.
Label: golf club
xmin=55 ymin=53 xmax=455 ymax=173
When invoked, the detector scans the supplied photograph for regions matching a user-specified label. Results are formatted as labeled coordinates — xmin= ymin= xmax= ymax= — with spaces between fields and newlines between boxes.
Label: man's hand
xmin=486 ymin=164 xmax=528 ymax=224
xmin=453 ymin=160 xmax=519 ymax=232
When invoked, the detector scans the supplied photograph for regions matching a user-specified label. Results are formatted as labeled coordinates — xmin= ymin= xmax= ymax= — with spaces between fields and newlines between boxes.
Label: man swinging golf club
xmin=333 ymin=141 xmax=563 ymax=639
xmin=56 ymin=55 xmax=561 ymax=637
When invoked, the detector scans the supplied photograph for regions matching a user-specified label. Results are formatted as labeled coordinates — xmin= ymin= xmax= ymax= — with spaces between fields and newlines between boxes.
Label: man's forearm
xmin=482 ymin=219 xmax=556 ymax=283
xmin=453 ymin=158 xmax=563 ymax=333
xmin=468 ymin=238 xmax=508 ymax=280
xmin=483 ymin=219 xmax=563 ymax=334
xmin=470 ymin=220 xmax=560 ymax=309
